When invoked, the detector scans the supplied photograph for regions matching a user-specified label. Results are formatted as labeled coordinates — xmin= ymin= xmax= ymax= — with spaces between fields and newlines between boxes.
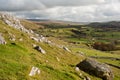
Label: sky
xmin=0 ymin=0 xmax=120 ymax=22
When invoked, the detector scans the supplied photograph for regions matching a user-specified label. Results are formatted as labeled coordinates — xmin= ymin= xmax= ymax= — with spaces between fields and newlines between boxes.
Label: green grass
xmin=0 ymin=20 xmax=84 ymax=80
xmin=0 ymin=20 xmax=120 ymax=80
xmin=71 ymin=47 xmax=120 ymax=58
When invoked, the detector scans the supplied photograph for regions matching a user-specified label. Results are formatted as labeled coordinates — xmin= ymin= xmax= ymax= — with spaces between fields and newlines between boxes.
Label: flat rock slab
xmin=77 ymin=58 xmax=114 ymax=80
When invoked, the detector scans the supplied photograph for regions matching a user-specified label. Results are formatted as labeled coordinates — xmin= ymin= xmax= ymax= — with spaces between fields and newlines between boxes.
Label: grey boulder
xmin=76 ymin=58 xmax=114 ymax=80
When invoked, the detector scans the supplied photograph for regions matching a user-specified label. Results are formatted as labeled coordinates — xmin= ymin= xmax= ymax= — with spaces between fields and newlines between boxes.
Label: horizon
xmin=27 ymin=18 xmax=120 ymax=23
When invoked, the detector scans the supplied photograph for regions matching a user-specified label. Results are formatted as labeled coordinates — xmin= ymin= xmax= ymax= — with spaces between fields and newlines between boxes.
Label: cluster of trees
xmin=92 ymin=42 xmax=118 ymax=51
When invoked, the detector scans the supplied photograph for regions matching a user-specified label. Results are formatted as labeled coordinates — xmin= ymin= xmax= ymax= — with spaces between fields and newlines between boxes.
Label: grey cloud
xmin=0 ymin=0 xmax=105 ymax=11
xmin=0 ymin=0 xmax=46 ymax=11
xmin=40 ymin=0 xmax=105 ymax=7
xmin=1 ymin=0 xmax=120 ymax=22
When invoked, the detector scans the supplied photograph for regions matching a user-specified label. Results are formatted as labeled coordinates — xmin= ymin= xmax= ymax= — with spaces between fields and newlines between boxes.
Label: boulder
xmin=76 ymin=58 xmax=114 ymax=80
xmin=0 ymin=33 xmax=6 ymax=44
xmin=34 ymin=46 xmax=46 ymax=54
xmin=29 ymin=66 xmax=40 ymax=76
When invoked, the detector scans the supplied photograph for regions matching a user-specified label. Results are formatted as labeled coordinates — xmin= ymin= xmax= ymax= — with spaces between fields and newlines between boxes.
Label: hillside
xmin=28 ymin=19 xmax=89 ymax=25
xmin=88 ymin=21 xmax=120 ymax=28
xmin=0 ymin=13 xmax=120 ymax=80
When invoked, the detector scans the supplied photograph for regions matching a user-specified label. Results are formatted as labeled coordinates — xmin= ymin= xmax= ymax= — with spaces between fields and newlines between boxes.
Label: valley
xmin=0 ymin=13 xmax=120 ymax=80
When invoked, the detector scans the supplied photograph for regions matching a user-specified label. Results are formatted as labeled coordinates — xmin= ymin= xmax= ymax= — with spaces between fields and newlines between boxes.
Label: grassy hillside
xmin=0 ymin=18 xmax=120 ymax=80
xmin=0 ymin=19 xmax=96 ymax=80
xmin=27 ymin=20 xmax=120 ymax=79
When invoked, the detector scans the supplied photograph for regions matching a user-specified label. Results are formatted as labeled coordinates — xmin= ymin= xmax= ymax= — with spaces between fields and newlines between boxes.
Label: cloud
xmin=0 ymin=0 xmax=120 ymax=22
xmin=0 ymin=0 xmax=105 ymax=11
xmin=0 ymin=0 xmax=46 ymax=11
xmin=40 ymin=0 xmax=105 ymax=7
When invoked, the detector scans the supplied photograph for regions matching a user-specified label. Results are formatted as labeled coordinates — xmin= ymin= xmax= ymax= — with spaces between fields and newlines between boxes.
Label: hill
xmin=28 ymin=19 xmax=89 ymax=25
xmin=88 ymin=21 xmax=120 ymax=29
xmin=0 ymin=13 xmax=120 ymax=80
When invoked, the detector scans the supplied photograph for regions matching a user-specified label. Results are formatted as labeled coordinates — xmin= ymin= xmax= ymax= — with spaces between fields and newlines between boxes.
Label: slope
xmin=0 ymin=13 xmax=102 ymax=80
xmin=0 ymin=13 xmax=120 ymax=80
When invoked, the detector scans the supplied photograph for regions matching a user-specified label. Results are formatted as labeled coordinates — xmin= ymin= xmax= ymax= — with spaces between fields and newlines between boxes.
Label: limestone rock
xmin=45 ymin=60 xmax=48 ymax=63
xmin=29 ymin=66 xmax=40 ymax=76
xmin=63 ymin=46 xmax=71 ymax=52
xmin=84 ymin=76 xmax=91 ymax=80
xmin=31 ymin=36 xmax=39 ymax=42
xmin=34 ymin=45 xmax=46 ymax=54
xmin=30 ymin=35 xmax=48 ymax=43
xmin=19 ymin=38 xmax=23 ymax=41
xmin=0 ymin=13 xmax=29 ymax=33
xmin=10 ymin=38 xmax=16 ymax=41
xmin=38 ymin=35 xmax=47 ymax=42
xmin=56 ymin=57 xmax=60 ymax=62
xmin=0 ymin=33 xmax=6 ymax=44
xmin=77 ymin=51 xmax=85 ymax=56
xmin=75 ymin=67 xmax=80 ymax=72
xmin=29 ymin=29 xmax=34 ymax=34
xmin=77 ymin=58 xmax=114 ymax=80
xmin=8 ymin=33 xmax=16 ymax=41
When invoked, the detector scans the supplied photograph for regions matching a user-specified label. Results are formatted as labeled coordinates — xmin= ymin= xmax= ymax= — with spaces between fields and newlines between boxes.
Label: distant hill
xmin=88 ymin=21 xmax=120 ymax=28
xmin=27 ymin=19 xmax=90 ymax=25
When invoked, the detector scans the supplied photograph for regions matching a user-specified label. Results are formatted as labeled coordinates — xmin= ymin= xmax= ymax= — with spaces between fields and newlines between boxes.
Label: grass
xmin=0 ymin=20 xmax=84 ymax=80
xmin=37 ymin=65 xmax=77 ymax=80
xmin=0 ymin=19 xmax=120 ymax=80
xmin=71 ymin=47 xmax=120 ymax=58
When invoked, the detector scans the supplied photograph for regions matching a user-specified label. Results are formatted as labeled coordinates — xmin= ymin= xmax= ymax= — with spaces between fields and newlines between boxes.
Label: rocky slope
xmin=0 ymin=12 xmax=119 ymax=80
xmin=0 ymin=12 xmax=84 ymax=80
